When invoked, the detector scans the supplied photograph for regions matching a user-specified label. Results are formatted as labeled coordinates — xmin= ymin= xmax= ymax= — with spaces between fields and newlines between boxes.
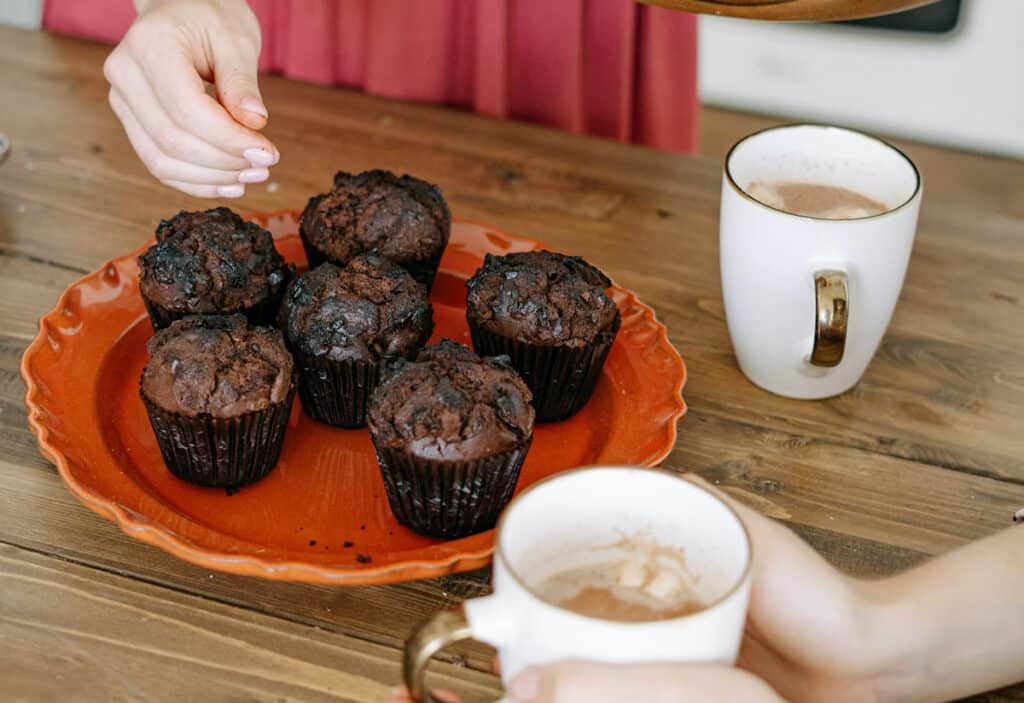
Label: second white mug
xmin=720 ymin=124 xmax=922 ymax=399
xmin=403 ymin=466 xmax=752 ymax=702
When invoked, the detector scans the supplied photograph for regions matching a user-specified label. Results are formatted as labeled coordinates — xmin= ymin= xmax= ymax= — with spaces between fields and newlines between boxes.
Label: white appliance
xmin=0 ymin=0 xmax=43 ymax=29
xmin=699 ymin=1 xmax=1024 ymax=158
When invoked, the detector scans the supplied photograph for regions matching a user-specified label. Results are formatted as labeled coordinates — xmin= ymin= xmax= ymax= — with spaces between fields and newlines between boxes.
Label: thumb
xmin=212 ymin=38 xmax=268 ymax=130
xmin=509 ymin=661 xmax=786 ymax=703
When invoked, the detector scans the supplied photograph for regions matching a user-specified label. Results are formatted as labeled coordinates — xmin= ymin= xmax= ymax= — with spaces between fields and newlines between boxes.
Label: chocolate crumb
xmin=356 ymin=554 xmax=372 ymax=563
xmin=343 ymin=541 xmax=354 ymax=548
xmin=308 ymin=539 xmax=317 ymax=546
xmin=360 ymin=524 xmax=366 ymax=530
xmin=224 ymin=485 xmax=239 ymax=496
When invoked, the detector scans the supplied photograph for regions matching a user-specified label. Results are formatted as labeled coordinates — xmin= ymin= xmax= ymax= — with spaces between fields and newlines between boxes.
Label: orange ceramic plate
xmin=22 ymin=212 xmax=686 ymax=585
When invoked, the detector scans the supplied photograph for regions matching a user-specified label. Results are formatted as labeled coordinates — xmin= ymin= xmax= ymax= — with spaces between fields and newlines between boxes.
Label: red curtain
xmin=44 ymin=0 xmax=698 ymax=152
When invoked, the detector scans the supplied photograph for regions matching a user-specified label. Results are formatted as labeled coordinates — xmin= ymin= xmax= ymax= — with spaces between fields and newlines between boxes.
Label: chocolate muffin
xmin=368 ymin=340 xmax=534 ymax=538
xmin=138 ymin=208 xmax=293 ymax=330
xmin=279 ymin=253 xmax=434 ymax=428
xmin=299 ymin=170 xmax=451 ymax=289
xmin=466 ymin=251 xmax=621 ymax=422
xmin=140 ymin=315 xmax=296 ymax=487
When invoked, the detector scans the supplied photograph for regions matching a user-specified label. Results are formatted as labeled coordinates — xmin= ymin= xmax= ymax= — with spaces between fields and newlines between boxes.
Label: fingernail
xmin=509 ymin=669 xmax=539 ymax=702
xmin=217 ymin=184 xmax=245 ymax=198
xmin=239 ymin=167 xmax=269 ymax=184
xmin=244 ymin=148 xmax=277 ymax=166
xmin=240 ymin=97 xmax=268 ymax=119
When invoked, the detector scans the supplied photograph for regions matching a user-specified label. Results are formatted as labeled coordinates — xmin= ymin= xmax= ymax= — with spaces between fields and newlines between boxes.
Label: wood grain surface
xmin=1 ymin=26 xmax=1022 ymax=703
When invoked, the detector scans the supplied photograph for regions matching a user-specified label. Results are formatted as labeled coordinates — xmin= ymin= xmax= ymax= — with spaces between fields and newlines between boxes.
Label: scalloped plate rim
xmin=21 ymin=212 xmax=687 ymax=585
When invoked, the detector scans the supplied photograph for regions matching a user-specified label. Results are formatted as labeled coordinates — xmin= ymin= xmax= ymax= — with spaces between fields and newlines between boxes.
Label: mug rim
xmin=494 ymin=466 xmax=753 ymax=626
xmin=724 ymin=122 xmax=923 ymax=223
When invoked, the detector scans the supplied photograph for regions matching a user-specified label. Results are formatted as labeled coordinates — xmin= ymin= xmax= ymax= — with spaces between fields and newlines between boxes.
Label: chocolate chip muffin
xmin=140 ymin=315 xmax=296 ymax=487
xmin=466 ymin=251 xmax=621 ymax=422
xmin=279 ymin=253 xmax=434 ymax=428
xmin=138 ymin=208 xmax=293 ymax=330
xmin=299 ymin=170 xmax=450 ymax=290
xmin=368 ymin=340 xmax=534 ymax=538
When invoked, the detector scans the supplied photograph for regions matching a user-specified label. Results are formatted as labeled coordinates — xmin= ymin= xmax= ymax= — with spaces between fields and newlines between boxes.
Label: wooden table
xmin=1 ymin=26 xmax=1022 ymax=703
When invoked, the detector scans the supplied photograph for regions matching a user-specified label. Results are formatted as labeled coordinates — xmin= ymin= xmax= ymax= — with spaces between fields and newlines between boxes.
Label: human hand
xmin=387 ymin=664 xmax=782 ymax=703
xmin=388 ymin=477 xmax=887 ymax=703
xmin=391 ymin=477 xmax=1024 ymax=703
xmin=103 ymin=0 xmax=279 ymax=198
xmin=719 ymin=488 xmax=885 ymax=703
xmin=505 ymin=491 xmax=1024 ymax=703
xmin=497 ymin=485 xmax=885 ymax=703
xmin=508 ymin=661 xmax=785 ymax=702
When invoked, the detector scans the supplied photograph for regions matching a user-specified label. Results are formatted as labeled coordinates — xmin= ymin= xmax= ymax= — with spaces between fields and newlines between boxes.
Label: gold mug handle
xmin=810 ymin=270 xmax=848 ymax=367
xmin=404 ymin=607 xmax=475 ymax=703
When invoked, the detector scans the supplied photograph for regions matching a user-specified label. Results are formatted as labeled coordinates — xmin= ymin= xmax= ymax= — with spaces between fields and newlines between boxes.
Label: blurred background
xmin=699 ymin=1 xmax=1022 ymax=158
xmin=4 ymin=0 xmax=1020 ymax=158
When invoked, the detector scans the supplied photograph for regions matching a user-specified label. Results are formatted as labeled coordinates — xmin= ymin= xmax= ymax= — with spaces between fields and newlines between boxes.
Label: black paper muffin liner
xmin=141 ymin=388 xmax=295 ymax=488
xmin=298 ymin=227 xmax=331 ymax=272
xmin=298 ymin=228 xmax=445 ymax=292
xmin=292 ymin=351 xmax=380 ymax=429
xmin=400 ymin=248 xmax=446 ymax=292
xmin=372 ymin=438 xmax=532 ymax=539
xmin=468 ymin=318 xmax=620 ymax=422
xmin=141 ymin=288 xmax=288 ymax=331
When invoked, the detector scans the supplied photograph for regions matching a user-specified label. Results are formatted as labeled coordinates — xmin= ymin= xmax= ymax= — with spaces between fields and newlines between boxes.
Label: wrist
xmin=856 ymin=577 xmax=932 ymax=703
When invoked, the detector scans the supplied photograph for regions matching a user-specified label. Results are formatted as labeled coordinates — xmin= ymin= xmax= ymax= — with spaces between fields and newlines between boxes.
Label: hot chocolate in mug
xmin=720 ymin=124 xmax=922 ymax=399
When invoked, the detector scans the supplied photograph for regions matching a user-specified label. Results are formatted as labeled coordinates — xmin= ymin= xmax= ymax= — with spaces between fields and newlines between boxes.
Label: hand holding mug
xmin=392 ymin=476 xmax=882 ymax=703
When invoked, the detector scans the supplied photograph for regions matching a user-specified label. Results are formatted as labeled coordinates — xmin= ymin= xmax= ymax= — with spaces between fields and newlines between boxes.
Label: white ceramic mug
xmin=403 ymin=467 xmax=752 ymax=702
xmin=720 ymin=124 xmax=922 ymax=399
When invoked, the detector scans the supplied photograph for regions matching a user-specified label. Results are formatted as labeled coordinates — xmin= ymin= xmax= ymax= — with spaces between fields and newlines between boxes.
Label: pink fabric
xmin=43 ymin=0 xmax=698 ymax=152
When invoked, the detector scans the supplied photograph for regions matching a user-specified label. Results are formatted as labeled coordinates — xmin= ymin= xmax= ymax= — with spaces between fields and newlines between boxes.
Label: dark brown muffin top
xmin=138 ymin=208 xmax=292 ymax=314
xmin=141 ymin=315 xmax=294 ymax=418
xmin=279 ymin=253 xmax=434 ymax=363
xmin=368 ymin=340 xmax=534 ymax=461
xmin=299 ymin=170 xmax=450 ymax=266
xmin=466 ymin=251 xmax=620 ymax=347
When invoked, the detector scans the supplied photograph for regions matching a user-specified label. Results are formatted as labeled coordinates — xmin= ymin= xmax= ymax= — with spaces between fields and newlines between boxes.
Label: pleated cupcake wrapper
xmin=400 ymin=249 xmax=445 ymax=292
xmin=142 ymin=292 xmax=286 ymax=331
xmin=298 ymin=228 xmax=331 ymax=272
xmin=142 ymin=388 xmax=295 ymax=488
xmin=469 ymin=322 xmax=615 ymax=422
xmin=299 ymin=228 xmax=444 ymax=293
xmin=293 ymin=351 xmax=379 ymax=429
xmin=373 ymin=437 xmax=532 ymax=539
